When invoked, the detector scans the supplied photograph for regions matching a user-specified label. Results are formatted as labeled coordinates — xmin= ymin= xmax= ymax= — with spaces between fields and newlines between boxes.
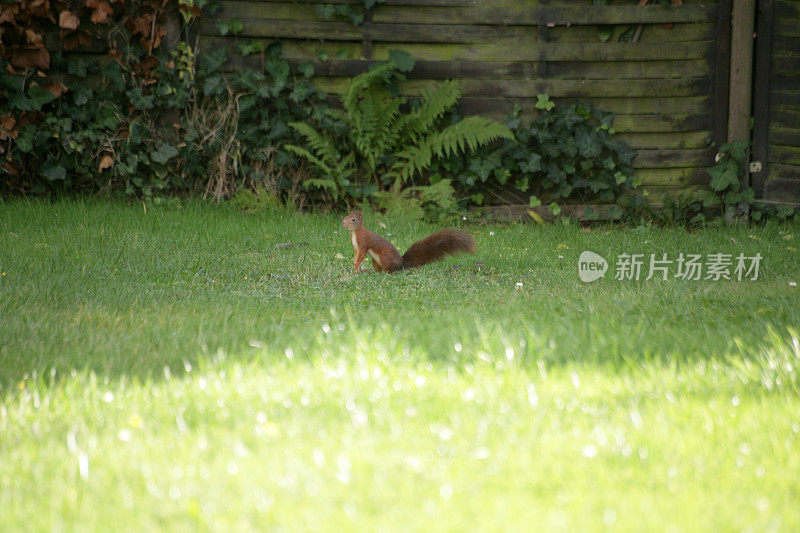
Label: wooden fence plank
xmin=636 ymin=168 xmax=710 ymax=185
xmin=772 ymin=56 xmax=800 ymax=74
xmin=774 ymin=36 xmax=800 ymax=54
xmin=764 ymin=176 xmax=800 ymax=203
xmin=772 ymin=91 xmax=800 ymax=109
xmin=635 ymin=149 xmax=716 ymax=168
xmin=310 ymin=77 xmax=713 ymax=98
xmin=767 ymin=163 xmax=800 ymax=180
xmin=368 ymin=4 xmax=717 ymax=25
xmin=774 ymin=0 xmax=800 ymax=18
xmin=770 ymin=73 xmax=800 ymax=91
xmin=546 ymin=22 xmax=715 ymax=43
xmin=457 ymin=96 xmax=713 ymax=115
xmin=768 ymin=145 xmax=800 ymax=165
xmin=769 ymin=126 xmax=800 ymax=146
xmin=213 ymin=2 xmax=717 ymax=25
xmin=617 ymin=131 xmax=712 ymax=149
xmin=774 ymin=20 xmax=800 ymax=37
xmin=770 ymin=107 xmax=800 ymax=126
xmin=268 ymin=57 xmax=711 ymax=80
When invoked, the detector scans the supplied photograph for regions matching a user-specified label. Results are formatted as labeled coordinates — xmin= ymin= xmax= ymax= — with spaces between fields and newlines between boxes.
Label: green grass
xmin=1 ymin=199 xmax=799 ymax=531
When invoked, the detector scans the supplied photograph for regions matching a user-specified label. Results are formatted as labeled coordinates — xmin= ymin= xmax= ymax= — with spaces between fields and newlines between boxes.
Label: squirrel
xmin=341 ymin=210 xmax=476 ymax=273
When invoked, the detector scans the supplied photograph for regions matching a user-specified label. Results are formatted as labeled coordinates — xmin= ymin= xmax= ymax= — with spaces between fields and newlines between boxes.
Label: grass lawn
xmin=1 ymin=199 xmax=799 ymax=531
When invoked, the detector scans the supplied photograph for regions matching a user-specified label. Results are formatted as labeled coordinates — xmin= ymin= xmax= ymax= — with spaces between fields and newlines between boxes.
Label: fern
xmin=286 ymin=122 xmax=338 ymax=164
xmin=397 ymin=81 xmax=461 ymax=140
xmin=390 ymin=116 xmax=514 ymax=182
xmin=285 ymin=56 xmax=513 ymax=201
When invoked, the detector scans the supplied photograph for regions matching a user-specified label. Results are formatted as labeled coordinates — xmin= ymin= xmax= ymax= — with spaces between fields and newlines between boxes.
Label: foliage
xmin=431 ymin=95 xmax=641 ymax=207
xmin=182 ymin=43 xmax=327 ymax=202
xmin=593 ymin=0 xmax=676 ymax=43
xmin=0 ymin=1 xmax=325 ymax=201
xmin=656 ymin=141 xmax=800 ymax=226
xmin=316 ymin=0 xmax=386 ymax=26
xmin=0 ymin=0 xmax=184 ymax=195
xmin=285 ymin=54 xmax=513 ymax=206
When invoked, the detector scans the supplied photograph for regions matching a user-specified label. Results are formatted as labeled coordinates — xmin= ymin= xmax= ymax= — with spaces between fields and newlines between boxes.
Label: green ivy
xmin=431 ymin=95 xmax=641 ymax=206
xmin=657 ymin=141 xmax=800 ymax=225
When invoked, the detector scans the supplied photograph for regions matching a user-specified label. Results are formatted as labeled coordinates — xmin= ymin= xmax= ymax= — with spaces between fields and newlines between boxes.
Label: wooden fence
xmin=753 ymin=0 xmax=800 ymax=204
xmin=198 ymin=0 xmax=732 ymax=200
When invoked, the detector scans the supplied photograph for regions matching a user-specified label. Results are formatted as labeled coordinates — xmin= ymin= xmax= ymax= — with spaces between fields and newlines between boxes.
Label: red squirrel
xmin=341 ymin=210 xmax=476 ymax=273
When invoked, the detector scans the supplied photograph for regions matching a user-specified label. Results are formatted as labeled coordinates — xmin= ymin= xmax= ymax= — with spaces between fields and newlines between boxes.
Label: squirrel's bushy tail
xmin=401 ymin=229 xmax=476 ymax=269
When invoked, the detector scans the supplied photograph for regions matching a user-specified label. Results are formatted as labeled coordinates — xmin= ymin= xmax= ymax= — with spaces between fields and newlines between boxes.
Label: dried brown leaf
xmin=58 ymin=10 xmax=79 ymax=30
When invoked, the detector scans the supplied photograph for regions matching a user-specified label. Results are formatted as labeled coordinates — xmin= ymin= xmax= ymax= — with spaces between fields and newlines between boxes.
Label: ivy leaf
xmin=529 ymin=195 xmax=542 ymax=207
xmin=619 ymin=26 xmax=636 ymax=43
xmin=549 ymin=202 xmax=562 ymax=216
xmin=126 ymin=87 xmax=154 ymax=110
xmin=576 ymin=129 xmax=601 ymax=158
xmin=15 ymin=126 xmax=35 ymax=153
xmin=200 ymin=48 xmax=227 ymax=74
xmin=388 ymin=49 xmax=415 ymax=72
xmin=40 ymin=159 xmax=66 ymax=181
xmin=614 ymin=142 xmax=637 ymax=165
xmin=151 ymin=143 xmax=179 ymax=164
xmin=68 ymin=59 xmax=89 ymax=77
xmin=597 ymin=24 xmax=614 ymax=43
xmin=297 ymin=62 xmax=315 ymax=78
xmin=238 ymin=40 xmax=265 ymax=56
xmin=316 ymin=4 xmax=336 ymax=20
xmin=534 ymin=94 xmax=555 ymax=111
xmin=28 ymin=86 xmax=58 ymax=110
xmin=216 ymin=18 xmax=243 ymax=36
xmin=203 ymin=75 xmax=225 ymax=96
xmin=289 ymin=81 xmax=313 ymax=103
xmin=519 ymin=152 xmax=542 ymax=173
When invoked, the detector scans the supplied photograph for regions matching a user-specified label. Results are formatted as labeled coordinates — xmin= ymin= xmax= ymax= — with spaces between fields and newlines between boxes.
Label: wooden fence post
xmin=727 ymin=0 xmax=756 ymax=193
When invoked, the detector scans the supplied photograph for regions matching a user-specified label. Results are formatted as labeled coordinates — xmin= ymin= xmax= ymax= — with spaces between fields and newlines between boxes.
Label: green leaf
xmin=151 ymin=143 xmax=179 ymax=164
xmin=618 ymin=26 xmax=636 ymax=43
xmin=203 ymin=76 xmax=225 ymax=96
xmin=40 ymin=159 xmax=66 ymax=181
xmin=298 ymin=61 xmax=315 ymax=78
xmin=549 ymin=202 xmax=561 ymax=216
xmin=388 ymin=49 xmax=415 ymax=72
xmin=14 ymin=126 xmax=35 ymax=153
xmin=534 ymin=94 xmax=555 ymax=111
xmin=529 ymin=195 xmax=542 ymax=207
xmin=520 ymin=152 xmax=542 ymax=173
xmin=316 ymin=3 xmax=336 ymax=20
xmin=238 ymin=40 xmax=265 ymax=56
xmin=597 ymin=24 xmax=614 ymax=43
xmin=27 ymin=86 xmax=58 ymax=110
xmin=216 ymin=18 xmax=243 ymax=36
xmin=708 ymin=166 xmax=739 ymax=192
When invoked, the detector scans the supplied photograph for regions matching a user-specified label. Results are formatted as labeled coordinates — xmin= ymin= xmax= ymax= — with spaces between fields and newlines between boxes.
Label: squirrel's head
xmin=342 ymin=210 xmax=362 ymax=230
